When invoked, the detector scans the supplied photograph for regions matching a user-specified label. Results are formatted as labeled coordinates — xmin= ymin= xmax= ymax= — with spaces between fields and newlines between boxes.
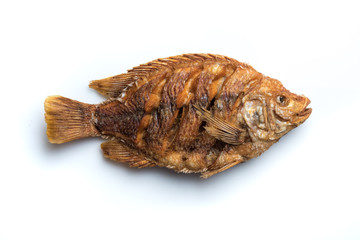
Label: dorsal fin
xmin=89 ymin=74 xmax=136 ymax=98
xmin=89 ymin=54 xmax=242 ymax=98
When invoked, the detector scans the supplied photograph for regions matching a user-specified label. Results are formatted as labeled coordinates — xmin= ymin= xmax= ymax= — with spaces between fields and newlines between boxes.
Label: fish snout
xmin=294 ymin=95 xmax=312 ymax=125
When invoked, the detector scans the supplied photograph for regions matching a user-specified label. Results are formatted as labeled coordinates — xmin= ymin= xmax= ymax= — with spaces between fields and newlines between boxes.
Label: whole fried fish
xmin=45 ymin=54 xmax=311 ymax=178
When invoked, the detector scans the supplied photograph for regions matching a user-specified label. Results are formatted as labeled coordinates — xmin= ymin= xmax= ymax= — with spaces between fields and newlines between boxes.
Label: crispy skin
xmin=45 ymin=53 xmax=311 ymax=178
xmin=93 ymin=54 xmax=264 ymax=175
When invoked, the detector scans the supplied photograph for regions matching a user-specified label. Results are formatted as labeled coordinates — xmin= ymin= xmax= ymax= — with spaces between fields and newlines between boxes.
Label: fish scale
xmin=44 ymin=53 xmax=311 ymax=178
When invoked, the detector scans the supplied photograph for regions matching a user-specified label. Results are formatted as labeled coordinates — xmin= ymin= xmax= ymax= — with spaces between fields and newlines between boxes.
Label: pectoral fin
xmin=101 ymin=140 xmax=156 ymax=168
xmin=194 ymin=105 xmax=246 ymax=145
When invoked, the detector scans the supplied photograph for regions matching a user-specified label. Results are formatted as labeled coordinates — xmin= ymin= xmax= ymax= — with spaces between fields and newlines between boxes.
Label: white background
xmin=1 ymin=0 xmax=359 ymax=239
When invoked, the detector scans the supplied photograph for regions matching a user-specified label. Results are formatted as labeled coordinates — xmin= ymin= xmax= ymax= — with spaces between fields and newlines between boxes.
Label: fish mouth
xmin=296 ymin=99 xmax=312 ymax=123
xmin=297 ymin=107 xmax=312 ymax=117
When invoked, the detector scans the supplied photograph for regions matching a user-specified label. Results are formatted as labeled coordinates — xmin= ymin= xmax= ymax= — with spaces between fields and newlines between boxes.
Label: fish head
xmin=242 ymin=77 xmax=312 ymax=141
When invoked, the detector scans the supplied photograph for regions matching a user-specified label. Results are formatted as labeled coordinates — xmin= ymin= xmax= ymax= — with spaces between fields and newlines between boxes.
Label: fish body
xmin=45 ymin=54 xmax=311 ymax=178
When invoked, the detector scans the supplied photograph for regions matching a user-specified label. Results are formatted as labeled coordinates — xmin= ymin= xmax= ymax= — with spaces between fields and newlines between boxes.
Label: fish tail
xmin=44 ymin=95 xmax=99 ymax=144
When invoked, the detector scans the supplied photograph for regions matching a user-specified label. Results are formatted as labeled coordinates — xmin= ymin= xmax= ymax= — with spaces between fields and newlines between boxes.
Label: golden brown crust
xmin=90 ymin=54 xmax=247 ymax=99
xmin=93 ymin=54 xmax=262 ymax=174
xmin=45 ymin=54 xmax=311 ymax=178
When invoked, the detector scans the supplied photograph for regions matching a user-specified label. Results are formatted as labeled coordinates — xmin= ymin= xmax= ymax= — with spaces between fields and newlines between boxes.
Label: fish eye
xmin=277 ymin=95 xmax=288 ymax=105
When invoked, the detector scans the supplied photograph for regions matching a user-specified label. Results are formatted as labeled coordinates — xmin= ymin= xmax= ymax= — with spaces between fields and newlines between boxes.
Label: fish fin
xmin=89 ymin=54 xmax=243 ymax=98
xmin=89 ymin=74 xmax=136 ymax=98
xmin=194 ymin=105 xmax=246 ymax=145
xmin=201 ymin=160 xmax=241 ymax=178
xmin=101 ymin=140 xmax=156 ymax=168
xmin=44 ymin=96 xmax=99 ymax=144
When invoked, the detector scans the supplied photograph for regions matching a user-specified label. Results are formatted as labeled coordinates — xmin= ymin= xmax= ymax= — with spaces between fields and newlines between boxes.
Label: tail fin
xmin=44 ymin=96 xmax=99 ymax=144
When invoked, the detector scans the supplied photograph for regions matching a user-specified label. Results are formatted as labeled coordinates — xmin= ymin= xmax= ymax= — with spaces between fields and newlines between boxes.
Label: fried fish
xmin=45 ymin=54 xmax=311 ymax=178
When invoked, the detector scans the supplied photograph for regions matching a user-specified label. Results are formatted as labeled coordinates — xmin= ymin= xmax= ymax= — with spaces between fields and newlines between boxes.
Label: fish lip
xmin=297 ymin=107 xmax=312 ymax=117
xmin=297 ymin=98 xmax=312 ymax=117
